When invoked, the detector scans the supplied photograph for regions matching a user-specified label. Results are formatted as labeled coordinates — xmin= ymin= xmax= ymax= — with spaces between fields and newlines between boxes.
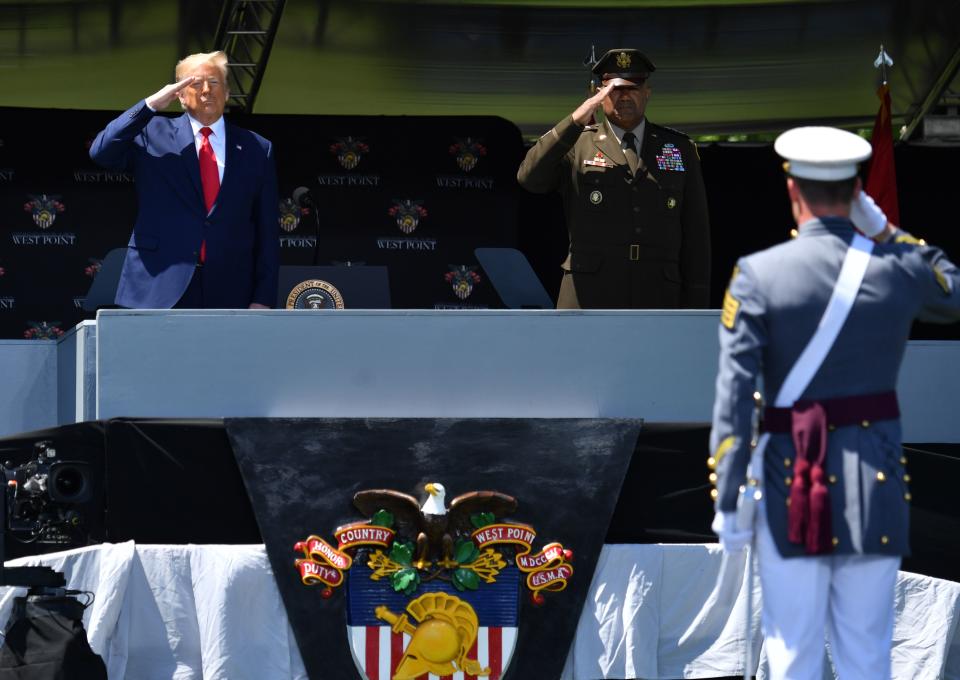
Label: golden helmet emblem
xmin=375 ymin=592 xmax=490 ymax=679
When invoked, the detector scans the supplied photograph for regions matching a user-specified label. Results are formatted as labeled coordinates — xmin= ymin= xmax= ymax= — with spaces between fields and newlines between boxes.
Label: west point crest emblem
xmin=23 ymin=194 xmax=65 ymax=229
xmin=445 ymin=265 xmax=482 ymax=300
xmin=331 ymin=136 xmax=370 ymax=171
xmin=388 ymin=199 xmax=428 ymax=235
xmin=84 ymin=258 xmax=102 ymax=278
xmin=449 ymin=137 xmax=487 ymax=173
xmin=616 ymin=51 xmax=632 ymax=68
xmin=293 ymin=482 xmax=575 ymax=680
xmin=278 ymin=197 xmax=308 ymax=233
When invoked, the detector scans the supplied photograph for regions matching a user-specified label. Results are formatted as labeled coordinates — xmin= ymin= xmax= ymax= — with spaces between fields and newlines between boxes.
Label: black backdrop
xmin=0 ymin=419 xmax=957 ymax=584
xmin=1 ymin=106 xmax=958 ymax=339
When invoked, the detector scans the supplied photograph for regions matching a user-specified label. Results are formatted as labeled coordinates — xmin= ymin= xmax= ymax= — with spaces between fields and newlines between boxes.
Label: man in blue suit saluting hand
xmin=90 ymin=51 xmax=279 ymax=309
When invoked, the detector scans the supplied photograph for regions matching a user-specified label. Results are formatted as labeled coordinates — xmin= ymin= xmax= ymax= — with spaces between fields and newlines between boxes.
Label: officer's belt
xmin=762 ymin=390 xmax=899 ymax=433
xmin=574 ymin=244 xmax=678 ymax=262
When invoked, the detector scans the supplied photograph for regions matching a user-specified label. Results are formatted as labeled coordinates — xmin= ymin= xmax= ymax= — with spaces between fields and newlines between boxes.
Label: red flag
xmin=865 ymin=83 xmax=900 ymax=225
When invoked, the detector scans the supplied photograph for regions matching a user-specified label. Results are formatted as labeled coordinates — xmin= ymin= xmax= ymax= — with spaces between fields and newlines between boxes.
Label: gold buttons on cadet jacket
xmin=707 ymin=456 xmax=717 ymax=470
xmin=881 ymin=536 xmax=890 ymax=545
xmin=709 ymin=473 xmax=718 ymax=483
xmin=903 ymin=474 xmax=911 ymax=483
xmin=784 ymin=458 xmax=792 ymax=468
xmin=710 ymin=489 xmax=719 ymax=500
xmin=876 ymin=471 xmax=886 ymax=482
xmin=900 ymin=456 xmax=908 ymax=465
xmin=828 ymin=474 xmax=838 ymax=484
xmin=785 ymin=477 xmax=792 ymax=486
xmin=904 ymin=493 xmax=912 ymax=502
xmin=832 ymin=537 xmax=839 ymax=547
xmin=861 ymin=420 xmax=871 ymax=428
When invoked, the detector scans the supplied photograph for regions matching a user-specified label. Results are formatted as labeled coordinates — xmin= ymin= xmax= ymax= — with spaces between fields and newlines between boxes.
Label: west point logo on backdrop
xmin=318 ymin=137 xmax=380 ymax=187
xmin=84 ymin=258 xmax=102 ymax=278
xmin=278 ymin=197 xmax=309 ymax=233
xmin=24 ymin=194 xmax=64 ymax=229
xmin=75 ymin=138 xmax=134 ymax=183
xmin=278 ymin=195 xmax=317 ymax=248
xmin=293 ymin=483 xmax=574 ymax=680
xmin=23 ymin=321 xmax=64 ymax=340
xmin=446 ymin=265 xmax=482 ymax=300
xmin=377 ymin=200 xmax=437 ymax=251
xmin=73 ymin=169 xmax=134 ymax=183
xmin=436 ymin=138 xmax=494 ymax=190
xmin=388 ymin=200 xmax=427 ymax=235
xmin=12 ymin=194 xmax=76 ymax=246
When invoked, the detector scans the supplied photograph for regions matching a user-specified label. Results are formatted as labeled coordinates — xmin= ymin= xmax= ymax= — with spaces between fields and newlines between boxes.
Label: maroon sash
xmin=763 ymin=391 xmax=899 ymax=554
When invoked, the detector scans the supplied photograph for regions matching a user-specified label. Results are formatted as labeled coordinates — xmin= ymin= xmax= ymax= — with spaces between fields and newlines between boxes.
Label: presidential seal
xmin=286 ymin=279 xmax=345 ymax=310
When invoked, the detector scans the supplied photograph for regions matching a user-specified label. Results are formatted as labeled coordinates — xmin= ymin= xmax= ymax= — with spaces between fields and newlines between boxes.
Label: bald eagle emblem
xmin=293 ymin=482 xmax=576 ymax=680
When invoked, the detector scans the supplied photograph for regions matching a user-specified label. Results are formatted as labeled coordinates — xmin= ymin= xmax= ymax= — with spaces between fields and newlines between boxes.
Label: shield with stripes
xmin=347 ymin=559 xmax=519 ymax=680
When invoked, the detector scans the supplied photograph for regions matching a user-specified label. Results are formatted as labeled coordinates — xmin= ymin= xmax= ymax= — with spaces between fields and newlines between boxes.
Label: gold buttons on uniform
xmin=876 ymin=471 xmax=886 ymax=482
xmin=710 ymin=489 xmax=719 ymax=500
xmin=832 ymin=537 xmax=839 ymax=546
xmin=900 ymin=456 xmax=908 ymax=465
xmin=786 ymin=498 xmax=791 ymax=507
xmin=790 ymin=228 xmax=799 ymax=239
xmin=785 ymin=476 xmax=793 ymax=486
xmin=707 ymin=456 xmax=717 ymax=470
xmin=881 ymin=536 xmax=890 ymax=545
xmin=861 ymin=420 xmax=871 ymax=428
xmin=903 ymin=474 xmax=911 ymax=483
xmin=828 ymin=474 xmax=838 ymax=484
xmin=709 ymin=473 xmax=718 ymax=483
xmin=904 ymin=493 xmax=912 ymax=502
xmin=784 ymin=458 xmax=792 ymax=467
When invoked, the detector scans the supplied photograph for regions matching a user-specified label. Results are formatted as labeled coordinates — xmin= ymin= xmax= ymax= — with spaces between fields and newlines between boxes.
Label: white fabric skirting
xmin=1 ymin=543 xmax=958 ymax=680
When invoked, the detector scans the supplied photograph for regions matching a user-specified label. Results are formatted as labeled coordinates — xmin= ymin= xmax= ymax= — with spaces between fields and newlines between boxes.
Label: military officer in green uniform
xmin=517 ymin=48 xmax=710 ymax=309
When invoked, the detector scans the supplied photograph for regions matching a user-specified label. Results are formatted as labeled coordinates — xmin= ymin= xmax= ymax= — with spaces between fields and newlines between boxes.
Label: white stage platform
xmin=2 ymin=543 xmax=957 ymax=680
xmin=3 ymin=310 xmax=960 ymax=441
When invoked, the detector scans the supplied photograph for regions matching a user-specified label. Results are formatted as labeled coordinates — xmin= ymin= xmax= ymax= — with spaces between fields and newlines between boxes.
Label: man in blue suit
xmin=90 ymin=51 xmax=279 ymax=309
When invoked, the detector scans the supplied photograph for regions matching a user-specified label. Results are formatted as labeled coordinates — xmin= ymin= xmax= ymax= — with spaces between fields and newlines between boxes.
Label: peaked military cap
xmin=592 ymin=48 xmax=656 ymax=85
xmin=775 ymin=126 xmax=872 ymax=181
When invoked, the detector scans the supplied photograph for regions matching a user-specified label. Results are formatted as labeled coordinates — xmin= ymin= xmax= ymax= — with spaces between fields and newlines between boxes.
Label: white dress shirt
xmin=608 ymin=118 xmax=646 ymax=157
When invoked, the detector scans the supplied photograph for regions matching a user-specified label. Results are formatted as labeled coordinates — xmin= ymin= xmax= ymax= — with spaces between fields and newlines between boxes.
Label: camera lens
xmin=49 ymin=464 xmax=89 ymax=502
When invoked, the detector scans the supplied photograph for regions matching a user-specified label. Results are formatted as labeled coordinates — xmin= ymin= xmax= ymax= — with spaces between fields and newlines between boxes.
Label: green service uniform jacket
xmin=517 ymin=115 xmax=710 ymax=309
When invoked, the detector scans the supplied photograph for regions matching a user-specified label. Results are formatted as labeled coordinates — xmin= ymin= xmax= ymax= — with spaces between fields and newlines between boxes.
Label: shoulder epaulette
xmin=894 ymin=232 xmax=927 ymax=247
xmin=649 ymin=122 xmax=692 ymax=140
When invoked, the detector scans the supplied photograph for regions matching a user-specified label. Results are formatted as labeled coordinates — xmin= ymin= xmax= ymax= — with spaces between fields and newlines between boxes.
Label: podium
xmin=277 ymin=265 xmax=391 ymax=309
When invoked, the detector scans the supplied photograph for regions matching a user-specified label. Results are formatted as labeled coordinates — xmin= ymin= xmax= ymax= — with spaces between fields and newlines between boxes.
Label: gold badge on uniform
xmin=616 ymin=51 xmax=631 ymax=68
xmin=666 ymin=197 xmax=677 ymax=209
xmin=720 ymin=266 xmax=741 ymax=330
xmin=589 ymin=190 xmax=603 ymax=205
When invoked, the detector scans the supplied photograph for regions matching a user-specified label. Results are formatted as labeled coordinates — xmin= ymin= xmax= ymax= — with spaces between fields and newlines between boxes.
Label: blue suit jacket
xmin=89 ymin=101 xmax=279 ymax=308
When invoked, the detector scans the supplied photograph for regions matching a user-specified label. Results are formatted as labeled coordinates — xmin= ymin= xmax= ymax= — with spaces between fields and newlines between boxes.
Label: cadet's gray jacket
xmin=710 ymin=217 xmax=960 ymax=557
xmin=517 ymin=115 xmax=710 ymax=309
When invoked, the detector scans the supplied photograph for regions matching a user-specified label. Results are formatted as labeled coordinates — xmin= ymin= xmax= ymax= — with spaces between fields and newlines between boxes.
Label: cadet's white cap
xmin=774 ymin=126 xmax=872 ymax=181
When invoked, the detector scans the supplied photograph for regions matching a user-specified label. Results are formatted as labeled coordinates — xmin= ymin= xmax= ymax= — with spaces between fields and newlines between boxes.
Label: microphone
xmin=292 ymin=186 xmax=316 ymax=209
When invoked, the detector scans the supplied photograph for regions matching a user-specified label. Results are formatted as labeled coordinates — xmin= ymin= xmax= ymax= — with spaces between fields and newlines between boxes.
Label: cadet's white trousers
xmin=756 ymin=510 xmax=899 ymax=680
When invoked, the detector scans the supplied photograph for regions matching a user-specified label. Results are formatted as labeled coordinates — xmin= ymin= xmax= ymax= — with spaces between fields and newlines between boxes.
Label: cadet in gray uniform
xmin=709 ymin=126 xmax=960 ymax=680
xmin=517 ymin=48 xmax=710 ymax=309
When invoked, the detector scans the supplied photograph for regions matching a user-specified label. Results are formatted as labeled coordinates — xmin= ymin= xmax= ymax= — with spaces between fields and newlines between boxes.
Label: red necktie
xmin=198 ymin=127 xmax=220 ymax=263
